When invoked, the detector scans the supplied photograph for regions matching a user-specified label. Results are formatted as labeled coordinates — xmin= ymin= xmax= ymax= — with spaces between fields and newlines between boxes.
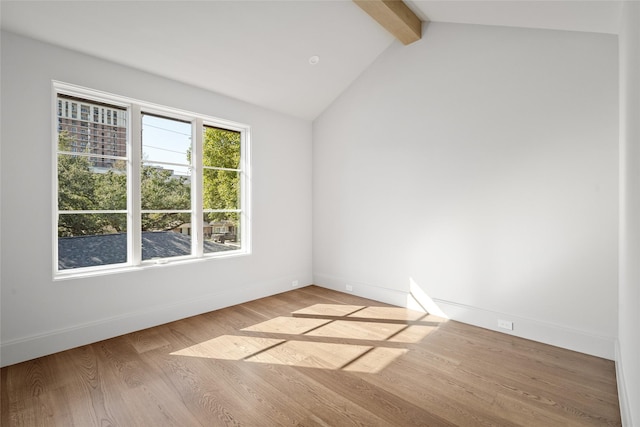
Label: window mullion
xmin=240 ymin=128 xmax=250 ymax=253
xmin=52 ymin=86 xmax=60 ymax=275
xmin=129 ymin=104 xmax=142 ymax=266
xmin=192 ymin=118 xmax=204 ymax=257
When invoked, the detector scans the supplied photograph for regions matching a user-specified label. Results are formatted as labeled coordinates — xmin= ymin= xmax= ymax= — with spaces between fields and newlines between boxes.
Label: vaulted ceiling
xmin=0 ymin=1 xmax=623 ymax=120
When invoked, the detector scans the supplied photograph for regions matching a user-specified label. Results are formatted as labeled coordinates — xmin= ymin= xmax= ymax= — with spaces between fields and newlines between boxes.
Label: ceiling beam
xmin=353 ymin=0 xmax=422 ymax=45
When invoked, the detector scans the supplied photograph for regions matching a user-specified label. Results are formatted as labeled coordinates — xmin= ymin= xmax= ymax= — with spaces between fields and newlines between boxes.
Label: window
xmin=202 ymin=126 xmax=242 ymax=251
xmin=54 ymin=83 xmax=250 ymax=275
xmin=81 ymin=105 xmax=89 ymax=121
xmin=56 ymin=96 xmax=128 ymax=270
xmin=141 ymin=114 xmax=192 ymax=261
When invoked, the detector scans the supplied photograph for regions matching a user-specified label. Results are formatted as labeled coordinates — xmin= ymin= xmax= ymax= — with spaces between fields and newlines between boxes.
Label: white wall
xmin=0 ymin=32 xmax=313 ymax=367
xmin=618 ymin=2 xmax=640 ymax=425
xmin=313 ymin=22 xmax=619 ymax=359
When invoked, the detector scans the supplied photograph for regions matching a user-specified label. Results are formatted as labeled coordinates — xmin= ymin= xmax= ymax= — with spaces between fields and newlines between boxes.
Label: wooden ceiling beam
xmin=353 ymin=0 xmax=422 ymax=45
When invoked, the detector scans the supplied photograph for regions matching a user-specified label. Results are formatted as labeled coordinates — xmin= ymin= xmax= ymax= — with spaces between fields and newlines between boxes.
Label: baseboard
xmin=616 ymin=340 xmax=632 ymax=426
xmin=313 ymin=273 xmax=409 ymax=307
xmin=313 ymin=274 xmax=615 ymax=360
xmin=0 ymin=276 xmax=307 ymax=367
xmin=431 ymin=298 xmax=615 ymax=360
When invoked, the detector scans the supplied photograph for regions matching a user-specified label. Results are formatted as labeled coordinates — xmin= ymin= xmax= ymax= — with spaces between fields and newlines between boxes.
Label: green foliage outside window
xmin=58 ymin=127 xmax=241 ymax=237
xmin=203 ymin=127 xmax=241 ymax=224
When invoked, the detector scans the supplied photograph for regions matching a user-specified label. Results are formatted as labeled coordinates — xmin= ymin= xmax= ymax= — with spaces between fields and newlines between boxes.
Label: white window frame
xmin=52 ymin=81 xmax=251 ymax=279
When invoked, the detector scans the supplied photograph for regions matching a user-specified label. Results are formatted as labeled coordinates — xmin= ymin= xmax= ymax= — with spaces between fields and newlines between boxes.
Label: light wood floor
xmin=1 ymin=285 xmax=621 ymax=426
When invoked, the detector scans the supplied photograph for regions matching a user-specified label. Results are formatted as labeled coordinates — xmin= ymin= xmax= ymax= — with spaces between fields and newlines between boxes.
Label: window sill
xmin=53 ymin=250 xmax=250 ymax=282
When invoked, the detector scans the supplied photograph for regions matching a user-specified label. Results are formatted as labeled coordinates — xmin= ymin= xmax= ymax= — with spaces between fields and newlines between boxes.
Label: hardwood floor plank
xmin=349 ymin=347 xmax=521 ymax=426
xmin=427 ymin=325 xmax=620 ymax=411
xmin=402 ymin=324 xmax=620 ymax=425
xmin=0 ymin=369 xmax=9 ymax=426
xmin=127 ymin=328 xmax=172 ymax=355
xmin=300 ymin=366 xmax=458 ymax=426
xmin=1 ymin=285 xmax=621 ymax=426
xmin=59 ymin=345 xmax=133 ymax=426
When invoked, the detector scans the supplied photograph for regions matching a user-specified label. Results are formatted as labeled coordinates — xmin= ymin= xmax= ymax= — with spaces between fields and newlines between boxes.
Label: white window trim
xmin=52 ymin=81 xmax=251 ymax=279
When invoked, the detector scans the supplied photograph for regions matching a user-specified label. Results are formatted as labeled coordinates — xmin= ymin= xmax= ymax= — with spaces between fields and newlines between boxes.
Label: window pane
xmin=204 ymin=212 xmax=241 ymax=254
xmin=141 ymin=160 xmax=190 ymax=180
xmin=141 ymin=164 xmax=191 ymax=210
xmin=142 ymin=114 xmax=191 ymax=166
xmin=58 ymin=214 xmax=127 ymax=270
xmin=141 ymin=213 xmax=192 ymax=260
xmin=141 ymin=212 xmax=190 ymax=233
xmin=58 ymin=154 xmax=127 ymax=211
xmin=203 ymin=126 xmax=240 ymax=169
xmin=203 ymin=169 xmax=240 ymax=210
xmin=57 ymin=95 xmax=127 ymax=158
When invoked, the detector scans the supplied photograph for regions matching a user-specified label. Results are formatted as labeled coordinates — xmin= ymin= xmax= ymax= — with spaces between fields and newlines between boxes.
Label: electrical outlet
xmin=292 ymin=280 xmax=299 ymax=287
xmin=498 ymin=319 xmax=514 ymax=330
xmin=346 ymin=284 xmax=353 ymax=292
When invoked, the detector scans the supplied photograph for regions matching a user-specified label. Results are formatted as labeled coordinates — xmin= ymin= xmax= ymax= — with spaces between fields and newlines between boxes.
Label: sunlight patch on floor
xmin=171 ymin=302 xmax=443 ymax=374
xmin=171 ymin=335 xmax=284 ymax=360
xmin=245 ymin=341 xmax=371 ymax=370
xmin=242 ymin=316 xmax=331 ymax=335
xmin=347 ymin=306 xmax=426 ymax=321
xmin=306 ymin=320 xmax=407 ymax=341
xmin=292 ymin=304 xmax=366 ymax=317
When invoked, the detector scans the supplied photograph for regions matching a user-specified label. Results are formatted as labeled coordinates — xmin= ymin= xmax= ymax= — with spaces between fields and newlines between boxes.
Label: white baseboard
xmin=313 ymin=273 xmax=409 ymax=307
xmin=0 ymin=276 xmax=306 ymax=367
xmin=431 ymin=298 xmax=615 ymax=360
xmin=616 ymin=340 xmax=632 ymax=426
xmin=313 ymin=274 xmax=615 ymax=360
